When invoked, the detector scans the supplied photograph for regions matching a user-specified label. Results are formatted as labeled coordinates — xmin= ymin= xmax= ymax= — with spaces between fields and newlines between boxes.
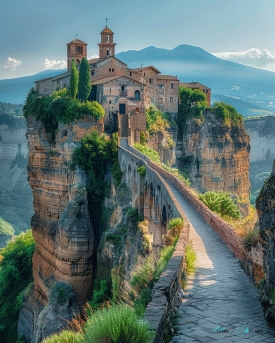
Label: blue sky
xmin=1 ymin=0 xmax=275 ymax=79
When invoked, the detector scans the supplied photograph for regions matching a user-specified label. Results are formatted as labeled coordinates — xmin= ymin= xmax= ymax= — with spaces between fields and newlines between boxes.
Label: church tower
xmin=98 ymin=25 xmax=116 ymax=59
xmin=66 ymin=38 xmax=88 ymax=71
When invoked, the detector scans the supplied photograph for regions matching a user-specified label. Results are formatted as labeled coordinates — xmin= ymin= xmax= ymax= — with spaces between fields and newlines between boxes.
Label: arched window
xmin=135 ymin=90 xmax=140 ymax=101
xmin=107 ymin=49 xmax=110 ymax=56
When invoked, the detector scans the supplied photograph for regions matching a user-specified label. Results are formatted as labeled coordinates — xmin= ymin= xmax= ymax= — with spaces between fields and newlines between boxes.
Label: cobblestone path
xmin=169 ymin=184 xmax=275 ymax=343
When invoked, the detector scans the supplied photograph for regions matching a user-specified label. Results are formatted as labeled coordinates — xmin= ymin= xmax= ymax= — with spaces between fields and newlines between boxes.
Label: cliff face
xmin=244 ymin=116 xmax=275 ymax=163
xmin=0 ymin=122 xmax=33 ymax=233
xmin=18 ymin=116 xmax=103 ymax=343
xmin=179 ymin=111 xmax=250 ymax=207
xmin=256 ymin=160 xmax=275 ymax=325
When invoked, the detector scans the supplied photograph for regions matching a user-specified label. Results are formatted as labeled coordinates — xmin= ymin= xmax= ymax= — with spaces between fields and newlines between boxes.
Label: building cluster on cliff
xmin=34 ymin=24 xmax=211 ymax=143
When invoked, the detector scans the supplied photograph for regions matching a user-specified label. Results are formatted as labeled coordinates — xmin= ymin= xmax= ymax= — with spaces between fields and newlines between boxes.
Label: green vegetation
xmin=71 ymin=131 xmax=121 ymax=244
xmin=50 ymin=282 xmax=74 ymax=306
xmin=137 ymin=165 xmax=146 ymax=176
xmin=42 ymin=330 xmax=83 ymax=343
xmin=133 ymin=143 xmax=160 ymax=163
xmin=168 ymin=217 xmax=184 ymax=235
xmin=84 ymin=304 xmax=153 ymax=343
xmin=0 ymin=230 xmax=35 ymax=343
xmin=78 ymin=58 xmax=91 ymax=102
xmin=90 ymin=278 xmax=112 ymax=309
xmin=185 ymin=244 xmax=196 ymax=275
xmin=146 ymin=105 xmax=175 ymax=149
xmin=0 ymin=217 xmax=14 ymax=236
xmin=243 ymin=228 xmax=259 ymax=247
xmin=177 ymin=87 xmax=208 ymax=139
xmin=70 ymin=59 xmax=79 ymax=100
xmin=199 ymin=191 xmax=241 ymax=220
xmin=212 ymin=101 xmax=243 ymax=127
xmin=23 ymin=88 xmax=104 ymax=143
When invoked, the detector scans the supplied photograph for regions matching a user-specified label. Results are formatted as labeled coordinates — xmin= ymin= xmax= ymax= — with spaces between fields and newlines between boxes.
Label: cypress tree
xmin=70 ymin=58 xmax=78 ymax=99
xmin=78 ymin=58 xmax=91 ymax=102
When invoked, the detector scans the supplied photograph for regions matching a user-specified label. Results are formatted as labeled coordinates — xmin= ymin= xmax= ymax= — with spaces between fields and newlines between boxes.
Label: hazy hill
xmin=1 ymin=44 xmax=275 ymax=116
xmin=117 ymin=45 xmax=275 ymax=116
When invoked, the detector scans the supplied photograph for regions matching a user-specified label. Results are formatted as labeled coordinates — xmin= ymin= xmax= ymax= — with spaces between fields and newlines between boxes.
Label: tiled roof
xmin=180 ymin=82 xmax=211 ymax=90
xmin=66 ymin=38 xmax=88 ymax=45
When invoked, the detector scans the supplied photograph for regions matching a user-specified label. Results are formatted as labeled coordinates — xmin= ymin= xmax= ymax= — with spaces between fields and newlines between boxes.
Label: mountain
xmin=1 ymin=45 xmax=275 ymax=116
xmin=117 ymin=45 xmax=275 ymax=116
xmin=0 ymin=69 xmax=66 ymax=104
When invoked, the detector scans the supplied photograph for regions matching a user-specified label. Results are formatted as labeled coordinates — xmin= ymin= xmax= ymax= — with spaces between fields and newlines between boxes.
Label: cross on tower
xmin=105 ymin=18 xmax=108 ymax=27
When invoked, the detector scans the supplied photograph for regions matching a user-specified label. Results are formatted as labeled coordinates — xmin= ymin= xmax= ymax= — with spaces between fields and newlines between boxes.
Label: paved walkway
xmin=169 ymin=184 xmax=275 ymax=343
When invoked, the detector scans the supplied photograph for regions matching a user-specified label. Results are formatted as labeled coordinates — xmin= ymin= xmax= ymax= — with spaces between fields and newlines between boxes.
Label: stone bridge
xmin=118 ymin=140 xmax=275 ymax=343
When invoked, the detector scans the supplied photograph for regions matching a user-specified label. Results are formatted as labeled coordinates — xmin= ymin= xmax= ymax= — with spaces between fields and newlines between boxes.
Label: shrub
xmin=168 ymin=217 xmax=184 ymax=236
xmin=84 ymin=304 xmax=153 ymax=343
xmin=90 ymin=279 xmax=111 ymax=309
xmin=0 ymin=230 xmax=35 ymax=343
xmin=185 ymin=244 xmax=196 ymax=274
xmin=50 ymin=282 xmax=74 ymax=305
xmin=137 ymin=165 xmax=146 ymax=176
xmin=133 ymin=144 xmax=160 ymax=164
xmin=42 ymin=330 xmax=83 ymax=343
xmin=199 ymin=191 xmax=241 ymax=219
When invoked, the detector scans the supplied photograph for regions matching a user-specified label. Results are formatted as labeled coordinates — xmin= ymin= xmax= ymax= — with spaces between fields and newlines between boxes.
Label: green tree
xmin=70 ymin=59 xmax=78 ymax=99
xmin=0 ymin=230 xmax=35 ymax=343
xmin=177 ymin=87 xmax=207 ymax=139
xmin=78 ymin=58 xmax=91 ymax=102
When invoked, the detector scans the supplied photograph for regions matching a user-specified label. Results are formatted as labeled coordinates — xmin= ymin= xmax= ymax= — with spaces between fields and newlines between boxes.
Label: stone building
xmin=34 ymin=25 xmax=179 ymax=142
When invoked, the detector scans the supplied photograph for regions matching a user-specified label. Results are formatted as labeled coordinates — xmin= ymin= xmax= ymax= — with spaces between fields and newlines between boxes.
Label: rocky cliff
xmin=18 ymin=116 xmax=103 ymax=343
xmin=256 ymin=160 xmax=275 ymax=325
xmin=179 ymin=111 xmax=250 ymax=209
xmin=0 ymin=121 xmax=33 ymax=233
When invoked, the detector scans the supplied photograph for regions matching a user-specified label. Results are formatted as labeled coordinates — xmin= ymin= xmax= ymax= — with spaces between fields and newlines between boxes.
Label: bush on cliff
xmin=0 ymin=229 xmax=35 ymax=343
xmin=23 ymin=88 xmax=104 ymax=143
xmin=84 ymin=304 xmax=153 ymax=343
xmin=199 ymin=191 xmax=241 ymax=220
xmin=212 ymin=101 xmax=243 ymax=127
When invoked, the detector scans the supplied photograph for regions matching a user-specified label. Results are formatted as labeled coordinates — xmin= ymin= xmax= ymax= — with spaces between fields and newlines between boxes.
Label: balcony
xmin=120 ymin=90 xmax=128 ymax=97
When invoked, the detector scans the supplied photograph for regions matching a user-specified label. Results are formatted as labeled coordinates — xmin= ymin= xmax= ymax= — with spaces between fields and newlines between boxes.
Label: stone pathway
xmin=169 ymin=184 xmax=275 ymax=343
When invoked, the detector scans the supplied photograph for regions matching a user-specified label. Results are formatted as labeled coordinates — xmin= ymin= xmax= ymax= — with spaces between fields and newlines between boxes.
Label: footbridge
xmin=118 ymin=140 xmax=275 ymax=343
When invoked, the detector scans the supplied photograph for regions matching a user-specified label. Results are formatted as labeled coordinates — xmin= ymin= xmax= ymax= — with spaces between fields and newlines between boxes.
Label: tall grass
xmin=42 ymin=330 xmax=83 ymax=343
xmin=84 ymin=304 xmax=153 ymax=343
xmin=185 ymin=244 xmax=196 ymax=275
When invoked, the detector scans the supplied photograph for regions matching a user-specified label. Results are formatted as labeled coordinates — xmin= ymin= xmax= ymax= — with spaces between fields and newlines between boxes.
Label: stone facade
xmin=34 ymin=25 xmax=179 ymax=140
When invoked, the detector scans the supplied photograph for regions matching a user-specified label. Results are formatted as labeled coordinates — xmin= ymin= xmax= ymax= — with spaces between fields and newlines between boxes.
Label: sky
xmin=1 ymin=0 xmax=275 ymax=79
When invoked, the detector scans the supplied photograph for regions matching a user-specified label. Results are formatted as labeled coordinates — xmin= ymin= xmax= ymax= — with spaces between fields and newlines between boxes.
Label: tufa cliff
xmin=18 ymin=115 xmax=103 ymax=342
xmin=178 ymin=110 xmax=250 ymax=210
xmin=256 ymin=160 xmax=275 ymax=325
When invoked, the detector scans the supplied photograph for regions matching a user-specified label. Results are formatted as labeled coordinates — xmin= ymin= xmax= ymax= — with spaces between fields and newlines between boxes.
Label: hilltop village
xmin=1 ymin=23 xmax=275 ymax=343
xmin=34 ymin=25 xmax=210 ymax=139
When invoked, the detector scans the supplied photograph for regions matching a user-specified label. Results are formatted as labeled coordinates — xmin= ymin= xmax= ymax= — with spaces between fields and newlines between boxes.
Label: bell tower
xmin=66 ymin=37 xmax=88 ymax=71
xmin=98 ymin=23 xmax=116 ymax=59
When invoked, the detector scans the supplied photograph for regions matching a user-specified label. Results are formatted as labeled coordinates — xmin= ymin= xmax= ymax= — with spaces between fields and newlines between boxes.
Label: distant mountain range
xmin=1 ymin=44 xmax=275 ymax=117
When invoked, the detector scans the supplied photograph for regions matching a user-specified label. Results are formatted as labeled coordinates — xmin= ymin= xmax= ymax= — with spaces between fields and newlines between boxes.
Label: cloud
xmin=4 ymin=57 xmax=22 ymax=71
xmin=212 ymin=48 xmax=275 ymax=68
xmin=88 ymin=55 xmax=99 ymax=59
xmin=43 ymin=58 xmax=67 ymax=70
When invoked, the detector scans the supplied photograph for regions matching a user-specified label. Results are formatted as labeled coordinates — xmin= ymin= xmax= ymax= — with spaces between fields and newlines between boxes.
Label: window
xmin=107 ymin=49 xmax=110 ymax=56
xmin=158 ymin=85 xmax=164 ymax=89
xmin=170 ymin=83 xmax=174 ymax=89
xmin=109 ymin=100 xmax=112 ymax=103
xmin=67 ymin=46 xmax=70 ymax=54
xmin=135 ymin=90 xmax=140 ymax=101
xmin=106 ymin=35 xmax=109 ymax=42
xmin=144 ymin=72 xmax=146 ymax=76
xmin=110 ymin=88 xmax=111 ymax=94
xmin=149 ymin=78 xmax=153 ymax=84
xmin=91 ymin=70 xmax=94 ymax=76
xmin=170 ymin=97 xmax=173 ymax=103
xmin=121 ymin=85 xmax=125 ymax=91
xmin=130 ymin=72 xmax=132 ymax=76
xmin=159 ymin=98 xmax=163 ymax=104
xmin=205 ymin=89 xmax=208 ymax=93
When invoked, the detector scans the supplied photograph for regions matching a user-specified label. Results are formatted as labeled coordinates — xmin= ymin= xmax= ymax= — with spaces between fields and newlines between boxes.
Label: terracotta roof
xmin=66 ymin=38 xmax=88 ymax=45
xmin=92 ymin=75 xmax=145 ymax=86
xmin=88 ymin=58 xmax=102 ymax=64
xmin=100 ymin=26 xmax=114 ymax=34
xmin=180 ymin=82 xmax=211 ymax=90
xmin=157 ymin=75 xmax=179 ymax=81
xmin=89 ymin=56 xmax=127 ymax=66
xmin=132 ymin=66 xmax=160 ymax=74
xmin=34 ymin=71 xmax=70 ymax=83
